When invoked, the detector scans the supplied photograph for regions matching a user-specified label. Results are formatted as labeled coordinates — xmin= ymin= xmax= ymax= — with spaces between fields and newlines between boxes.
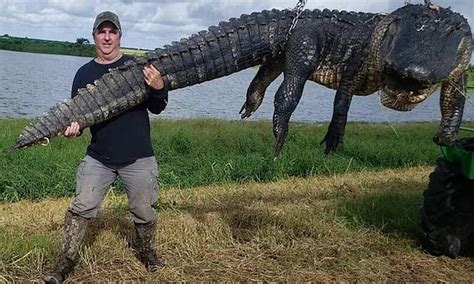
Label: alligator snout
xmin=403 ymin=65 xmax=432 ymax=81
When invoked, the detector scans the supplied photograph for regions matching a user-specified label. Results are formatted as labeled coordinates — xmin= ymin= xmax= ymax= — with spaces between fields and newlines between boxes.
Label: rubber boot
xmin=135 ymin=221 xmax=165 ymax=272
xmin=44 ymin=211 xmax=89 ymax=283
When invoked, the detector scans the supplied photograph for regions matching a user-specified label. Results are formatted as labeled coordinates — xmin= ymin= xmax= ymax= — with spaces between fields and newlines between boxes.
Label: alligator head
xmin=374 ymin=4 xmax=472 ymax=111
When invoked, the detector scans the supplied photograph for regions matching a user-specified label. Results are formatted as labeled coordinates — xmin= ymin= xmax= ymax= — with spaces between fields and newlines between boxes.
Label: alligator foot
xmin=433 ymin=133 xmax=456 ymax=146
xmin=273 ymin=122 xmax=288 ymax=157
xmin=320 ymin=134 xmax=341 ymax=154
xmin=320 ymin=126 xmax=344 ymax=154
xmin=273 ymin=118 xmax=289 ymax=157
xmin=240 ymin=59 xmax=283 ymax=119
xmin=239 ymin=100 xmax=260 ymax=119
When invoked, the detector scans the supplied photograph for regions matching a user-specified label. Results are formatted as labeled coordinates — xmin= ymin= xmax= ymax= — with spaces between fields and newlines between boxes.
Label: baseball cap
xmin=93 ymin=11 xmax=121 ymax=33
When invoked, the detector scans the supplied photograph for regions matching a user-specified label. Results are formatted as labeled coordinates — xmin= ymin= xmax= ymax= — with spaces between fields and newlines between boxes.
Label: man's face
xmin=93 ymin=22 xmax=121 ymax=58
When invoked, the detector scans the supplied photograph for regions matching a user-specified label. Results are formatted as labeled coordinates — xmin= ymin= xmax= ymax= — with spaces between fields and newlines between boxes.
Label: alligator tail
xmin=144 ymin=9 xmax=291 ymax=90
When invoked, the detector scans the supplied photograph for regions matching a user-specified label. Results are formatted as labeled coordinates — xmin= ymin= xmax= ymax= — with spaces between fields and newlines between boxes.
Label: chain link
xmin=286 ymin=0 xmax=308 ymax=41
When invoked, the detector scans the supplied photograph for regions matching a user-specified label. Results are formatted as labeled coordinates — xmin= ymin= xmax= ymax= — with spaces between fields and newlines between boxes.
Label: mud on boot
xmin=134 ymin=221 xmax=165 ymax=272
xmin=44 ymin=211 xmax=89 ymax=283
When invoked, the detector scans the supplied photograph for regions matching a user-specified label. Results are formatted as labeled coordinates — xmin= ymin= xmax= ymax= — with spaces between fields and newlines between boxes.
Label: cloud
xmin=47 ymin=0 xmax=96 ymax=17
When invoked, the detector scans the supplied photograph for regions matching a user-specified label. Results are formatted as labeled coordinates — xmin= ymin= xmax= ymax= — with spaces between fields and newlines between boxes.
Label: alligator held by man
xmin=5 ymin=3 xmax=472 ymax=155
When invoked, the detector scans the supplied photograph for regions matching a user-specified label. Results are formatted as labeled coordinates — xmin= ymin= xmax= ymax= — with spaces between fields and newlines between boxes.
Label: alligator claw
xmin=274 ymin=132 xmax=286 ymax=157
xmin=320 ymin=131 xmax=342 ymax=154
xmin=239 ymin=103 xmax=255 ymax=119
xmin=273 ymin=118 xmax=289 ymax=157
xmin=239 ymin=104 xmax=246 ymax=114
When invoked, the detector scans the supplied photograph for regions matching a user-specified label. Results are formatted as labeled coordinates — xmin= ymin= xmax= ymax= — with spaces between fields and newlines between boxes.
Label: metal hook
xmin=40 ymin=137 xmax=50 ymax=146
xmin=416 ymin=24 xmax=426 ymax=31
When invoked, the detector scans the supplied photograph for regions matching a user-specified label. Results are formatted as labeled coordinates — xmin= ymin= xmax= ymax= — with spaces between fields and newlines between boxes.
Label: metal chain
xmin=286 ymin=0 xmax=308 ymax=40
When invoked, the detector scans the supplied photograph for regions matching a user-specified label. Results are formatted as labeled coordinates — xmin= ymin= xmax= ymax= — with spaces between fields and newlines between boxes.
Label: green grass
xmin=1 ymin=119 xmax=473 ymax=202
xmin=337 ymin=187 xmax=421 ymax=235
xmin=467 ymin=66 xmax=474 ymax=91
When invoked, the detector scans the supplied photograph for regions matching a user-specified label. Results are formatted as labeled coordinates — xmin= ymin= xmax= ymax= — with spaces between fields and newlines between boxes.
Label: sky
xmin=0 ymin=0 xmax=473 ymax=51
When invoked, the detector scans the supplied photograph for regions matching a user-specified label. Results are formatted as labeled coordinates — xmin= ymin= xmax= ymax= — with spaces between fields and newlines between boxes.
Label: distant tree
xmin=76 ymin=37 xmax=90 ymax=45
xmin=2 ymin=34 xmax=9 ymax=37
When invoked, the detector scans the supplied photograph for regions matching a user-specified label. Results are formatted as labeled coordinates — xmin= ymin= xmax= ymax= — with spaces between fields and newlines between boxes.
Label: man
xmin=44 ymin=11 xmax=168 ymax=283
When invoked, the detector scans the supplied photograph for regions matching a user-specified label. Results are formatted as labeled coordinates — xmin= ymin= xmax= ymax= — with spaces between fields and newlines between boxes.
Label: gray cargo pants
xmin=69 ymin=155 xmax=159 ymax=224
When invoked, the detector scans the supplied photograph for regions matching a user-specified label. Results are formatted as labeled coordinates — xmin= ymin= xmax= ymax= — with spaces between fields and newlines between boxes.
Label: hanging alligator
xmin=4 ymin=3 xmax=473 ymax=155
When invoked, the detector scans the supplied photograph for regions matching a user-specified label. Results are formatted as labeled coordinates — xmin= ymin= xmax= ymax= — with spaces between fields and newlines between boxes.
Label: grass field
xmin=2 ymin=119 xmax=474 ymax=281
xmin=2 ymin=166 xmax=474 ymax=281
xmin=2 ymin=119 xmax=474 ymax=201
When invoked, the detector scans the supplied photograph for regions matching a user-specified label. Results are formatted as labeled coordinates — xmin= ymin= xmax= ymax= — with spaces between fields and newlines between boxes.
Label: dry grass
xmin=1 ymin=166 xmax=474 ymax=282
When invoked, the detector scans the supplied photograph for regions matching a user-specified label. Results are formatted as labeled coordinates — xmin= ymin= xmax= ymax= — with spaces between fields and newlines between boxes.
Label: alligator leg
xmin=240 ymin=58 xmax=283 ymax=118
xmin=272 ymin=75 xmax=307 ymax=156
xmin=273 ymin=30 xmax=321 ymax=156
xmin=434 ymin=73 xmax=466 ymax=145
xmin=320 ymin=87 xmax=353 ymax=154
xmin=319 ymin=54 xmax=367 ymax=155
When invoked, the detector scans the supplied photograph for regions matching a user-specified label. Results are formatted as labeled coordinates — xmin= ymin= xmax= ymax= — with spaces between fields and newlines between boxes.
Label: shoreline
xmin=2 ymin=115 xmax=473 ymax=123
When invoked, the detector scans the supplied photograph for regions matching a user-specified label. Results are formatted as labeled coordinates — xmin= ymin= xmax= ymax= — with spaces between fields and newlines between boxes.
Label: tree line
xmin=0 ymin=35 xmax=96 ymax=57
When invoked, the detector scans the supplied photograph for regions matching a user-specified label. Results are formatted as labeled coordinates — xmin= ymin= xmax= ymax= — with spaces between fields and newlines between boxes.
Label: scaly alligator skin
xmin=5 ymin=3 xmax=472 ymax=155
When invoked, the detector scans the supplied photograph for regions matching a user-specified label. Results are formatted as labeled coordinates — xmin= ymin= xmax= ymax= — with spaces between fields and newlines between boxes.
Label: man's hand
xmin=143 ymin=64 xmax=164 ymax=90
xmin=64 ymin=122 xmax=81 ymax=138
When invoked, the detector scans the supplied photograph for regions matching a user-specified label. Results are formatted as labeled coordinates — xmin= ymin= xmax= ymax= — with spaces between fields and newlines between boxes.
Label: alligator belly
xmin=310 ymin=67 xmax=342 ymax=90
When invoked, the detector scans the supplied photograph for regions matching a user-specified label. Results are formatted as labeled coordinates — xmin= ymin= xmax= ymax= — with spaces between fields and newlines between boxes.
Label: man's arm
xmin=148 ymin=86 xmax=168 ymax=114
xmin=143 ymin=64 xmax=168 ymax=114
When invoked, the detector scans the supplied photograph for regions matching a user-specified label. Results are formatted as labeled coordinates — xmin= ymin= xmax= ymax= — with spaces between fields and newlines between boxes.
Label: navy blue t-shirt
xmin=71 ymin=55 xmax=168 ymax=165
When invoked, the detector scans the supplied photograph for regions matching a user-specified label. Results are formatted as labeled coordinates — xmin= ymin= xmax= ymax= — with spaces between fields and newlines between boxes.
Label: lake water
xmin=0 ymin=49 xmax=473 ymax=123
